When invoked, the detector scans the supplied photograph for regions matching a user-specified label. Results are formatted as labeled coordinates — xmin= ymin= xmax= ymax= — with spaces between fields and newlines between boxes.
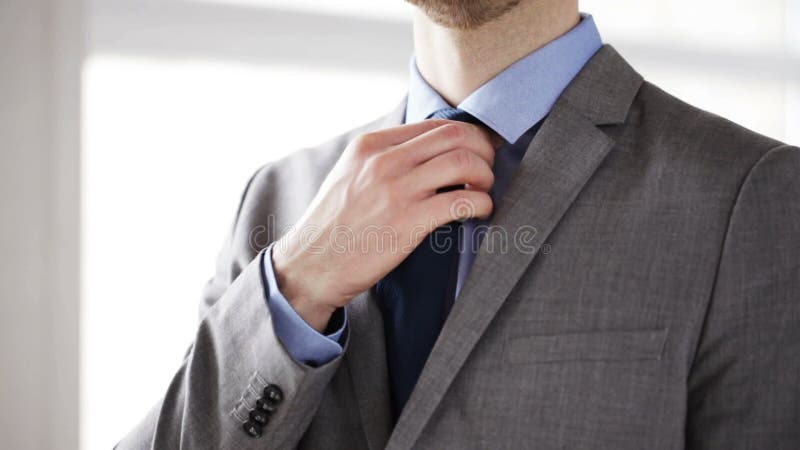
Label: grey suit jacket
xmin=118 ymin=46 xmax=800 ymax=449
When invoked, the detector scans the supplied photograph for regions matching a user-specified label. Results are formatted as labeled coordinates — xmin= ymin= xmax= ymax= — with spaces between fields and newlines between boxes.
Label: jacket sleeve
xmin=263 ymin=244 xmax=347 ymax=366
xmin=116 ymin=166 xmax=346 ymax=450
xmin=686 ymin=145 xmax=800 ymax=449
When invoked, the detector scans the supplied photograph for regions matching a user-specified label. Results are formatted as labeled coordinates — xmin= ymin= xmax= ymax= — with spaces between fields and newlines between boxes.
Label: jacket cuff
xmin=262 ymin=244 xmax=347 ymax=366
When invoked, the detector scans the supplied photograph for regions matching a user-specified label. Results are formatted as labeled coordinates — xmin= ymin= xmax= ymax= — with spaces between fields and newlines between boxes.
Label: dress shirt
xmin=263 ymin=14 xmax=602 ymax=365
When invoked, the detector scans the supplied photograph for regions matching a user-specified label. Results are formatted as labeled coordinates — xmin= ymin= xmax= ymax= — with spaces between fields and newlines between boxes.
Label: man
xmin=119 ymin=0 xmax=800 ymax=449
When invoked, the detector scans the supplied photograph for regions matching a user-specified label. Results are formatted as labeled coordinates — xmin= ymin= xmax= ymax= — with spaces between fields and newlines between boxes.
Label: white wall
xmin=0 ymin=1 xmax=81 ymax=449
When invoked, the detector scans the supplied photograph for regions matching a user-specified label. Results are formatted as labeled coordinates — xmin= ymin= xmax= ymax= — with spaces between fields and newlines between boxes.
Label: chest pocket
xmin=505 ymin=328 xmax=668 ymax=364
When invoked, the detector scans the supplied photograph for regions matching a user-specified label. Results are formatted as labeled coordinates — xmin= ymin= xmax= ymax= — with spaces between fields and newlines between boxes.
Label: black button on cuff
xmin=256 ymin=397 xmax=278 ymax=413
xmin=262 ymin=384 xmax=284 ymax=406
xmin=242 ymin=420 xmax=263 ymax=438
xmin=249 ymin=408 xmax=270 ymax=426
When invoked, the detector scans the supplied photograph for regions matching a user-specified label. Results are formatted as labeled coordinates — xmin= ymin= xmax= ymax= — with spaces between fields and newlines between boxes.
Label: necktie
xmin=376 ymin=107 xmax=482 ymax=419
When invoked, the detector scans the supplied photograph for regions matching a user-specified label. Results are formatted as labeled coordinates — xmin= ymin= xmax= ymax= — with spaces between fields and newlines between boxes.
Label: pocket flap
xmin=505 ymin=328 xmax=668 ymax=364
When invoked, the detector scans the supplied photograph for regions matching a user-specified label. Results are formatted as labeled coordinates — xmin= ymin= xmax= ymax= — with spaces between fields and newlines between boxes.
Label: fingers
xmin=416 ymin=190 xmax=494 ymax=231
xmin=389 ymin=120 xmax=495 ymax=167
xmin=403 ymin=148 xmax=495 ymax=195
xmin=351 ymin=120 xmax=452 ymax=150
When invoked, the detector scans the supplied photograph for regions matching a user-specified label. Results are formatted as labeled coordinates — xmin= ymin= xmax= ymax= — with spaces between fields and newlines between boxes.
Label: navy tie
xmin=376 ymin=107 xmax=482 ymax=420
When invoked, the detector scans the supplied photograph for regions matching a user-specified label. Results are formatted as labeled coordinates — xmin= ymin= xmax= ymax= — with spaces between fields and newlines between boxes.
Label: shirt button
xmin=242 ymin=420 xmax=263 ymax=438
xmin=249 ymin=409 xmax=269 ymax=426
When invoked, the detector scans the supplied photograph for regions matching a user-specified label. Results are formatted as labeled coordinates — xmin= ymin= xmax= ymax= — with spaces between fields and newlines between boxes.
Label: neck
xmin=412 ymin=1 xmax=580 ymax=106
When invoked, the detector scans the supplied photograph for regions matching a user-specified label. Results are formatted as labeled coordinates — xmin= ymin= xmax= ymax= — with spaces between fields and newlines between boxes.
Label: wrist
xmin=271 ymin=241 xmax=337 ymax=333
xmin=286 ymin=295 xmax=337 ymax=333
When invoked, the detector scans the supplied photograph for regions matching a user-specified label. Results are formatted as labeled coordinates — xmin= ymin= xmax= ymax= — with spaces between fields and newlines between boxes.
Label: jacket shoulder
xmin=592 ymin=79 xmax=795 ymax=230
xmin=632 ymin=81 xmax=785 ymax=159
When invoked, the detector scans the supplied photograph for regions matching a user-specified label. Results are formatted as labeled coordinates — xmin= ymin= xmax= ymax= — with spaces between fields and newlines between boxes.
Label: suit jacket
xmin=118 ymin=45 xmax=800 ymax=450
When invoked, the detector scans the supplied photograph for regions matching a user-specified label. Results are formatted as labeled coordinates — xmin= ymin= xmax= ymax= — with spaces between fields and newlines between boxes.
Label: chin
xmin=406 ymin=0 xmax=523 ymax=29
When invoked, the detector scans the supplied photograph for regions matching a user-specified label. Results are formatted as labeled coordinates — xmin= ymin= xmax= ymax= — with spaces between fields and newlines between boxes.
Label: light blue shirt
xmin=263 ymin=14 xmax=602 ymax=366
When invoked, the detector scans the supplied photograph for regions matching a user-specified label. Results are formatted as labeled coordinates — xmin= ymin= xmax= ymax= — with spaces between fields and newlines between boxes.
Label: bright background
xmin=82 ymin=1 xmax=799 ymax=449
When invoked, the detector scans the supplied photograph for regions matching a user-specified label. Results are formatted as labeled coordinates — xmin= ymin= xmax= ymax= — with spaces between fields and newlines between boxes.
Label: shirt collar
xmin=405 ymin=13 xmax=602 ymax=144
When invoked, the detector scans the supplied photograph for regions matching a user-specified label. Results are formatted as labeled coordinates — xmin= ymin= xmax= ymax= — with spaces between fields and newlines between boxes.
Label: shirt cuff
xmin=261 ymin=244 xmax=347 ymax=366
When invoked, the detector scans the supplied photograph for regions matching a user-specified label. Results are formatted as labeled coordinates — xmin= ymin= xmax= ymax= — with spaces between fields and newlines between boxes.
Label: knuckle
xmin=367 ymin=154 xmax=392 ymax=177
xmin=450 ymin=148 xmax=473 ymax=170
xmin=351 ymin=133 xmax=375 ymax=154
xmin=443 ymin=123 xmax=465 ymax=141
xmin=448 ymin=191 xmax=477 ymax=220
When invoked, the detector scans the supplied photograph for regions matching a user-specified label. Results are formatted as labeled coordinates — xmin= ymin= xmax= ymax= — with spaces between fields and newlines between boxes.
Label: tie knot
xmin=428 ymin=107 xmax=482 ymax=126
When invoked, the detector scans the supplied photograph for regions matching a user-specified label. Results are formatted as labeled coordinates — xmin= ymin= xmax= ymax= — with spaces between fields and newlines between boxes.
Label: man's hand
xmin=271 ymin=120 xmax=496 ymax=332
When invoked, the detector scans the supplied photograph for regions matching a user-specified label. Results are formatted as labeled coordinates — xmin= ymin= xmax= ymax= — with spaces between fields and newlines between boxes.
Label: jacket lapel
xmin=386 ymin=45 xmax=644 ymax=449
xmin=343 ymin=290 xmax=394 ymax=450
